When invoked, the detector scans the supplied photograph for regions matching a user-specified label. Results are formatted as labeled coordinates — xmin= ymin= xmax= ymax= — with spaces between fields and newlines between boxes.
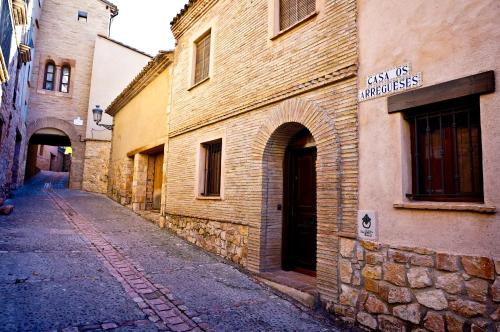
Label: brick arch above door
xmin=26 ymin=117 xmax=85 ymax=189
xmin=249 ymin=97 xmax=343 ymax=302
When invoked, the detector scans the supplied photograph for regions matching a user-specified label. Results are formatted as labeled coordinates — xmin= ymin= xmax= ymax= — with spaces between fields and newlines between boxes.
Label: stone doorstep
xmin=255 ymin=271 xmax=318 ymax=308
xmin=135 ymin=209 xmax=161 ymax=224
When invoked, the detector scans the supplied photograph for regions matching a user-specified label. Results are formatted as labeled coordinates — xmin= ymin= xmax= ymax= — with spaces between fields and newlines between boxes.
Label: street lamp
xmin=92 ymin=105 xmax=113 ymax=130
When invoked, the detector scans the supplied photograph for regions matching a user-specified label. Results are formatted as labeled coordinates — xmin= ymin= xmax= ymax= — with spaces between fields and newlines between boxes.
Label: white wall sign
xmin=358 ymin=63 xmax=422 ymax=102
xmin=73 ymin=117 xmax=83 ymax=126
xmin=357 ymin=210 xmax=377 ymax=241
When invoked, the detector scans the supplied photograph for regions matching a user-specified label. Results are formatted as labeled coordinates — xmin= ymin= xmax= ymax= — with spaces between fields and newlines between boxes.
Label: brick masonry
xmin=165 ymin=0 xmax=359 ymax=304
xmin=27 ymin=0 xmax=115 ymax=189
xmin=336 ymin=238 xmax=500 ymax=331
xmin=82 ymin=140 xmax=110 ymax=194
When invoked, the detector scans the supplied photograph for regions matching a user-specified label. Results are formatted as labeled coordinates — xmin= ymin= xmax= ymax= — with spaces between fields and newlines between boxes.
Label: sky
xmin=109 ymin=0 xmax=189 ymax=56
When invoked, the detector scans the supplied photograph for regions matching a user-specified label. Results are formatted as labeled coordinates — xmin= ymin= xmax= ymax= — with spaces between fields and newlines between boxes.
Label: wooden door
xmin=152 ymin=153 xmax=164 ymax=210
xmin=283 ymin=146 xmax=317 ymax=274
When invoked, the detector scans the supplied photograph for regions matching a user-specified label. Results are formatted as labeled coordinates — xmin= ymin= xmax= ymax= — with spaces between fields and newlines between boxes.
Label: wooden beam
xmin=388 ymin=71 xmax=495 ymax=113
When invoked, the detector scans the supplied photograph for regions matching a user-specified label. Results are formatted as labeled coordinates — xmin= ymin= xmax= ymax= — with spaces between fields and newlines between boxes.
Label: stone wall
xmin=131 ymin=153 xmax=148 ymax=211
xmin=165 ymin=214 xmax=248 ymax=266
xmin=82 ymin=140 xmax=110 ymax=194
xmin=335 ymin=238 xmax=500 ymax=331
xmin=107 ymin=156 xmax=133 ymax=205
xmin=0 ymin=55 xmax=28 ymax=198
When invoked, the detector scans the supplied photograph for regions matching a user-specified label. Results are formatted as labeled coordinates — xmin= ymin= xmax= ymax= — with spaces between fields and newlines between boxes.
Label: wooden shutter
xmin=280 ymin=0 xmax=315 ymax=31
xmin=194 ymin=33 xmax=211 ymax=84
xmin=203 ymin=139 xmax=222 ymax=196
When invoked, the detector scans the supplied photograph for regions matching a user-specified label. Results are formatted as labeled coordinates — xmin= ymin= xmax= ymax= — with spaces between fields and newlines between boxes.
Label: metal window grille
xmin=0 ymin=0 xmax=13 ymax=64
xmin=43 ymin=62 xmax=55 ymax=90
xmin=202 ymin=139 xmax=222 ymax=196
xmin=279 ymin=0 xmax=315 ymax=31
xmin=406 ymin=95 xmax=483 ymax=202
xmin=194 ymin=33 xmax=210 ymax=84
xmin=60 ymin=65 xmax=70 ymax=93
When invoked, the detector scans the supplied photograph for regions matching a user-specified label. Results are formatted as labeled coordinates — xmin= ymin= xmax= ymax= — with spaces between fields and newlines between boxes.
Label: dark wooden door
xmin=283 ymin=146 xmax=317 ymax=274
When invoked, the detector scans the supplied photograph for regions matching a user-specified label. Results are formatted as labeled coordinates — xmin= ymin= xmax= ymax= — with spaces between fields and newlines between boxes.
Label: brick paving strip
xmin=44 ymin=187 xmax=207 ymax=332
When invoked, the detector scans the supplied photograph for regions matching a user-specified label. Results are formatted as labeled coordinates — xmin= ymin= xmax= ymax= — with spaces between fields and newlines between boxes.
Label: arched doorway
xmin=26 ymin=117 xmax=84 ymax=189
xmin=249 ymin=98 xmax=342 ymax=301
xmin=25 ymin=128 xmax=72 ymax=186
xmin=282 ymin=128 xmax=317 ymax=275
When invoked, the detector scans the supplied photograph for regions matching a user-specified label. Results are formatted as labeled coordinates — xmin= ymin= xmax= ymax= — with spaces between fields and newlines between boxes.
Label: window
xmin=279 ymin=0 xmax=315 ymax=31
xmin=194 ymin=32 xmax=211 ymax=85
xmin=59 ymin=65 xmax=70 ymax=93
xmin=406 ymin=96 xmax=483 ymax=202
xmin=39 ymin=144 xmax=44 ymax=156
xmin=201 ymin=139 xmax=222 ymax=196
xmin=78 ymin=11 xmax=88 ymax=21
xmin=43 ymin=61 xmax=55 ymax=90
xmin=0 ymin=0 xmax=13 ymax=63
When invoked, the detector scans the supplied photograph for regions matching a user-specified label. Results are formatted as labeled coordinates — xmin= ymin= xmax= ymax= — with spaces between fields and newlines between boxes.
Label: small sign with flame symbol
xmin=357 ymin=210 xmax=377 ymax=240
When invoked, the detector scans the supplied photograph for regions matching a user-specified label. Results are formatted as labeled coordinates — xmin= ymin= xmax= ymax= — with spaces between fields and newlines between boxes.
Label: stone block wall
xmin=165 ymin=214 xmax=248 ymax=266
xmin=145 ymin=155 xmax=155 ymax=210
xmin=336 ymin=238 xmax=500 ymax=331
xmin=82 ymin=140 xmax=110 ymax=194
xmin=131 ymin=153 xmax=148 ymax=211
xmin=0 ymin=53 xmax=27 ymax=198
xmin=107 ymin=156 xmax=133 ymax=205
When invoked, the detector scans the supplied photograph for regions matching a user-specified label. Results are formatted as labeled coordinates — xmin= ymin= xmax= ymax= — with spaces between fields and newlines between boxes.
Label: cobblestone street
xmin=0 ymin=172 xmax=340 ymax=332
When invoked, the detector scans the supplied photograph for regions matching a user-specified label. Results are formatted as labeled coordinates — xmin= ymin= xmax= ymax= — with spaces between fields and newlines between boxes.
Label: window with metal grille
xmin=202 ymin=139 xmax=222 ymax=196
xmin=279 ymin=0 xmax=315 ymax=31
xmin=43 ymin=61 xmax=55 ymax=90
xmin=60 ymin=65 xmax=70 ymax=93
xmin=406 ymin=95 xmax=483 ymax=202
xmin=194 ymin=32 xmax=211 ymax=85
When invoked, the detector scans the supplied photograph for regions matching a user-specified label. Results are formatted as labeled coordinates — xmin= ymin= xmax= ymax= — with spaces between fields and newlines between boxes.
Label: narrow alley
xmin=0 ymin=172 xmax=340 ymax=332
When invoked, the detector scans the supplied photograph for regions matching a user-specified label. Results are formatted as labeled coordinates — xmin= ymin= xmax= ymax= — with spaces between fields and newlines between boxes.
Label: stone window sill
xmin=393 ymin=201 xmax=496 ymax=214
xmin=37 ymin=89 xmax=73 ymax=98
xmin=188 ymin=77 xmax=210 ymax=91
xmin=196 ymin=195 xmax=222 ymax=201
xmin=270 ymin=11 xmax=318 ymax=41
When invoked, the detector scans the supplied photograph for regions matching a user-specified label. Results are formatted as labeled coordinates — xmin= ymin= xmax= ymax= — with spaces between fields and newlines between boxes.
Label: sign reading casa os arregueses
xmin=358 ymin=63 xmax=422 ymax=102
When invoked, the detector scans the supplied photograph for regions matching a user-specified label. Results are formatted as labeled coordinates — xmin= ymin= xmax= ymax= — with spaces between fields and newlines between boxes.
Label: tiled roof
xmin=106 ymin=51 xmax=174 ymax=116
xmin=170 ymin=0 xmax=198 ymax=26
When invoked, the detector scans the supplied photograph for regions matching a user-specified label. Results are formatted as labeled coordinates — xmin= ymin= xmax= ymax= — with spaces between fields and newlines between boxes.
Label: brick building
xmin=105 ymin=1 xmax=499 ymax=330
xmin=0 ymin=0 xmax=38 ymax=198
xmin=163 ymin=0 xmax=358 ymax=306
xmin=25 ymin=0 xmax=149 ymax=191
